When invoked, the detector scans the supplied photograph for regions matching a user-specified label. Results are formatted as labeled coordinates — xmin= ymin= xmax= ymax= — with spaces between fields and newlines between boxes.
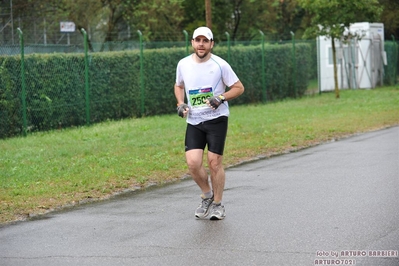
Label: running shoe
xmin=195 ymin=195 xmax=214 ymax=219
xmin=209 ymin=202 xmax=226 ymax=220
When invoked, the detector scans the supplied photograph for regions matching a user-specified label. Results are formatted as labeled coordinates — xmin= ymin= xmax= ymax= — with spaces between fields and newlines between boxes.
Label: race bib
xmin=188 ymin=86 xmax=214 ymax=109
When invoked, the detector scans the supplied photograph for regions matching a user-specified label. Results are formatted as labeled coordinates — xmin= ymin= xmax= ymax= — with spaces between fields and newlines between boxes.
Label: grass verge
xmin=1 ymin=86 xmax=398 ymax=224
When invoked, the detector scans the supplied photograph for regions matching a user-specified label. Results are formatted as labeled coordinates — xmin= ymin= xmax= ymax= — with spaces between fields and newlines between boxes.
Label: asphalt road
xmin=1 ymin=126 xmax=398 ymax=266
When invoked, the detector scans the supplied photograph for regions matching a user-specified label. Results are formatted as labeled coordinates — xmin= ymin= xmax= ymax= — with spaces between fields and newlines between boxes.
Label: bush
xmin=0 ymin=43 xmax=311 ymax=139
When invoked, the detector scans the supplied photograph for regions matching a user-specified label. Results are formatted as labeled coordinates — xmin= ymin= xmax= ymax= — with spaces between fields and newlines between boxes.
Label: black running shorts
xmin=185 ymin=116 xmax=228 ymax=155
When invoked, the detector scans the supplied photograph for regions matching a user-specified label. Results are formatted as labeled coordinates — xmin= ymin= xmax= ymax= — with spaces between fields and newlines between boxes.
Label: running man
xmin=174 ymin=26 xmax=244 ymax=220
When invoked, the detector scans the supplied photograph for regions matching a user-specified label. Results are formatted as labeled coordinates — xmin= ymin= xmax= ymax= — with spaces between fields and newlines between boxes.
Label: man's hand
xmin=177 ymin=103 xmax=189 ymax=118
xmin=206 ymin=95 xmax=224 ymax=110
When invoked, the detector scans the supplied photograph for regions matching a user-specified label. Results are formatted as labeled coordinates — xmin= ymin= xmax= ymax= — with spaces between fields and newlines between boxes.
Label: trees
xmin=4 ymin=0 xmax=395 ymax=47
xmin=298 ymin=0 xmax=382 ymax=98
xmin=181 ymin=0 xmax=235 ymax=41
xmin=270 ymin=0 xmax=306 ymax=41
xmin=180 ymin=0 xmax=306 ymax=42
xmin=9 ymin=0 xmax=184 ymax=45
xmin=129 ymin=0 xmax=184 ymax=41
xmin=9 ymin=0 xmax=69 ymax=44
xmin=10 ymin=0 xmax=116 ymax=45
xmin=379 ymin=0 xmax=399 ymax=40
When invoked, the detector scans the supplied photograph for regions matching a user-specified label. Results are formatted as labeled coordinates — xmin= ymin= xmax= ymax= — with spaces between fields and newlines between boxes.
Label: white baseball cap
xmin=192 ymin=26 xmax=213 ymax=40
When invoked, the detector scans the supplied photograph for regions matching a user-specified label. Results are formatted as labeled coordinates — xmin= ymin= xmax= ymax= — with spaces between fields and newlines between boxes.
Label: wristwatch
xmin=218 ymin=94 xmax=226 ymax=103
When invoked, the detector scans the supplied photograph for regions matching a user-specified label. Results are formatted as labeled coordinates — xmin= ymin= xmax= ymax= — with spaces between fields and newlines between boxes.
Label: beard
xmin=195 ymin=49 xmax=209 ymax=59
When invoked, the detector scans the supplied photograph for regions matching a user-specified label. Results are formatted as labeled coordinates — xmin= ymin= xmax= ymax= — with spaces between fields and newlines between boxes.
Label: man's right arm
xmin=174 ymin=83 xmax=189 ymax=118
xmin=174 ymin=83 xmax=185 ymax=105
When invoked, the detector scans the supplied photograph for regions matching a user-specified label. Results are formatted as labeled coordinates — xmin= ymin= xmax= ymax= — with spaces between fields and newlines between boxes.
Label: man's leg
xmin=185 ymin=149 xmax=211 ymax=194
xmin=205 ymin=117 xmax=228 ymax=220
xmin=186 ymin=149 xmax=214 ymax=218
xmin=207 ymin=151 xmax=225 ymax=203
xmin=207 ymin=151 xmax=226 ymax=220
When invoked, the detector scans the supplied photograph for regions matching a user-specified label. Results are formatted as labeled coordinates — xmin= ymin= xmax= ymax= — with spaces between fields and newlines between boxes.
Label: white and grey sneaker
xmin=209 ymin=202 xmax=226 ymax=220
xmin=195 ymin=195 xmax=214 ymax=219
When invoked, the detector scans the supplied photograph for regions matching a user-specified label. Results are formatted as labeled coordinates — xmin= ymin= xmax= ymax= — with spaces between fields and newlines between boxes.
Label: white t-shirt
xmin=175 ymin=54 xmax=239 ymax=125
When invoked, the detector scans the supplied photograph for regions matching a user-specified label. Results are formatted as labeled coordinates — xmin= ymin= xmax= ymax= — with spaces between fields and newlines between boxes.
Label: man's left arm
xmin=222 ymin=80 xmax=244 ymax=101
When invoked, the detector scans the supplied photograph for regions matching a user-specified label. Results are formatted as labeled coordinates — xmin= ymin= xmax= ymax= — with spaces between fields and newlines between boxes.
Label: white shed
xmin=317 ymin=22 xmax=386 ymax=92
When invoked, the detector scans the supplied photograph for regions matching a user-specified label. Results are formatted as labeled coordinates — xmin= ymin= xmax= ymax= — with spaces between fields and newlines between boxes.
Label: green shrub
xmin=384 ymin=41 xmax=398 ymax=85
xmin=0 ymin=43 xmax=311 ymax=139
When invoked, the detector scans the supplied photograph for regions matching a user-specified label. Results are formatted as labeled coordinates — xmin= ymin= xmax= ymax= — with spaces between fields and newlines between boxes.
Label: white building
xmin=317 ymin=22 xmax=386 ymax=92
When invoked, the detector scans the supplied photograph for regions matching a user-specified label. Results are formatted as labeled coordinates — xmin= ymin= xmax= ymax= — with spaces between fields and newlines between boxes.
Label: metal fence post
xmin=17 ymin=28 xmax=27 ymax=136
xmin=137 ymin=30 xmax=145 ymax=116
xmin=392 ymin=35 xmax=398 ymax=85
xmin=225 ymin=32 xmax=231 ymax=63
xmin=183 ymin=30 xmax=189 ymax=55
xmin=290 ymin=31 xmax=297 ymax=97
xmin=317 ymin=36 xmax=321 ymax=95
xmin=259 ymin=30 xmax=266 ymax=103
xmin=81 ymin=28 xmax=90 ymax=126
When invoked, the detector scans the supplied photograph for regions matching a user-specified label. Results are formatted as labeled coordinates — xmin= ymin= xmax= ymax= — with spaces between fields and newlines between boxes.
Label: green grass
xmin=1 ymin=86 xmax=399 ymax=224
xmin=305 ymin=79 xmax=319 ymax=95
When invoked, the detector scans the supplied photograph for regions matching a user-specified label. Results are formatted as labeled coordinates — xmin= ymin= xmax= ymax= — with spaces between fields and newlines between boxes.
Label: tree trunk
xmin=331 ymin=38 xmax=340 ymax=98
xmin=205 ymin=0 xmax=212 ymax=29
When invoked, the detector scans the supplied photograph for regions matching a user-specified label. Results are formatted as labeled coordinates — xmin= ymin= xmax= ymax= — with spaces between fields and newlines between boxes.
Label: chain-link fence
xmin=0 ymin=29 xmax=398 ymax=139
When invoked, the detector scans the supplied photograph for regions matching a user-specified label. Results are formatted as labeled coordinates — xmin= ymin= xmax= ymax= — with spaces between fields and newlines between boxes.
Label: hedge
xmin=0 ymin=43 xmax=311 ymax=139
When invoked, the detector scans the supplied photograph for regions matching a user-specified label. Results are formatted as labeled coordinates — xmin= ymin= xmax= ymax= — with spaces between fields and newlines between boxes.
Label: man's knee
xmin=186 ymin=149 xmax=204 ymax=171
xmin=207 ymin=153 xmax=223 ymax=171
